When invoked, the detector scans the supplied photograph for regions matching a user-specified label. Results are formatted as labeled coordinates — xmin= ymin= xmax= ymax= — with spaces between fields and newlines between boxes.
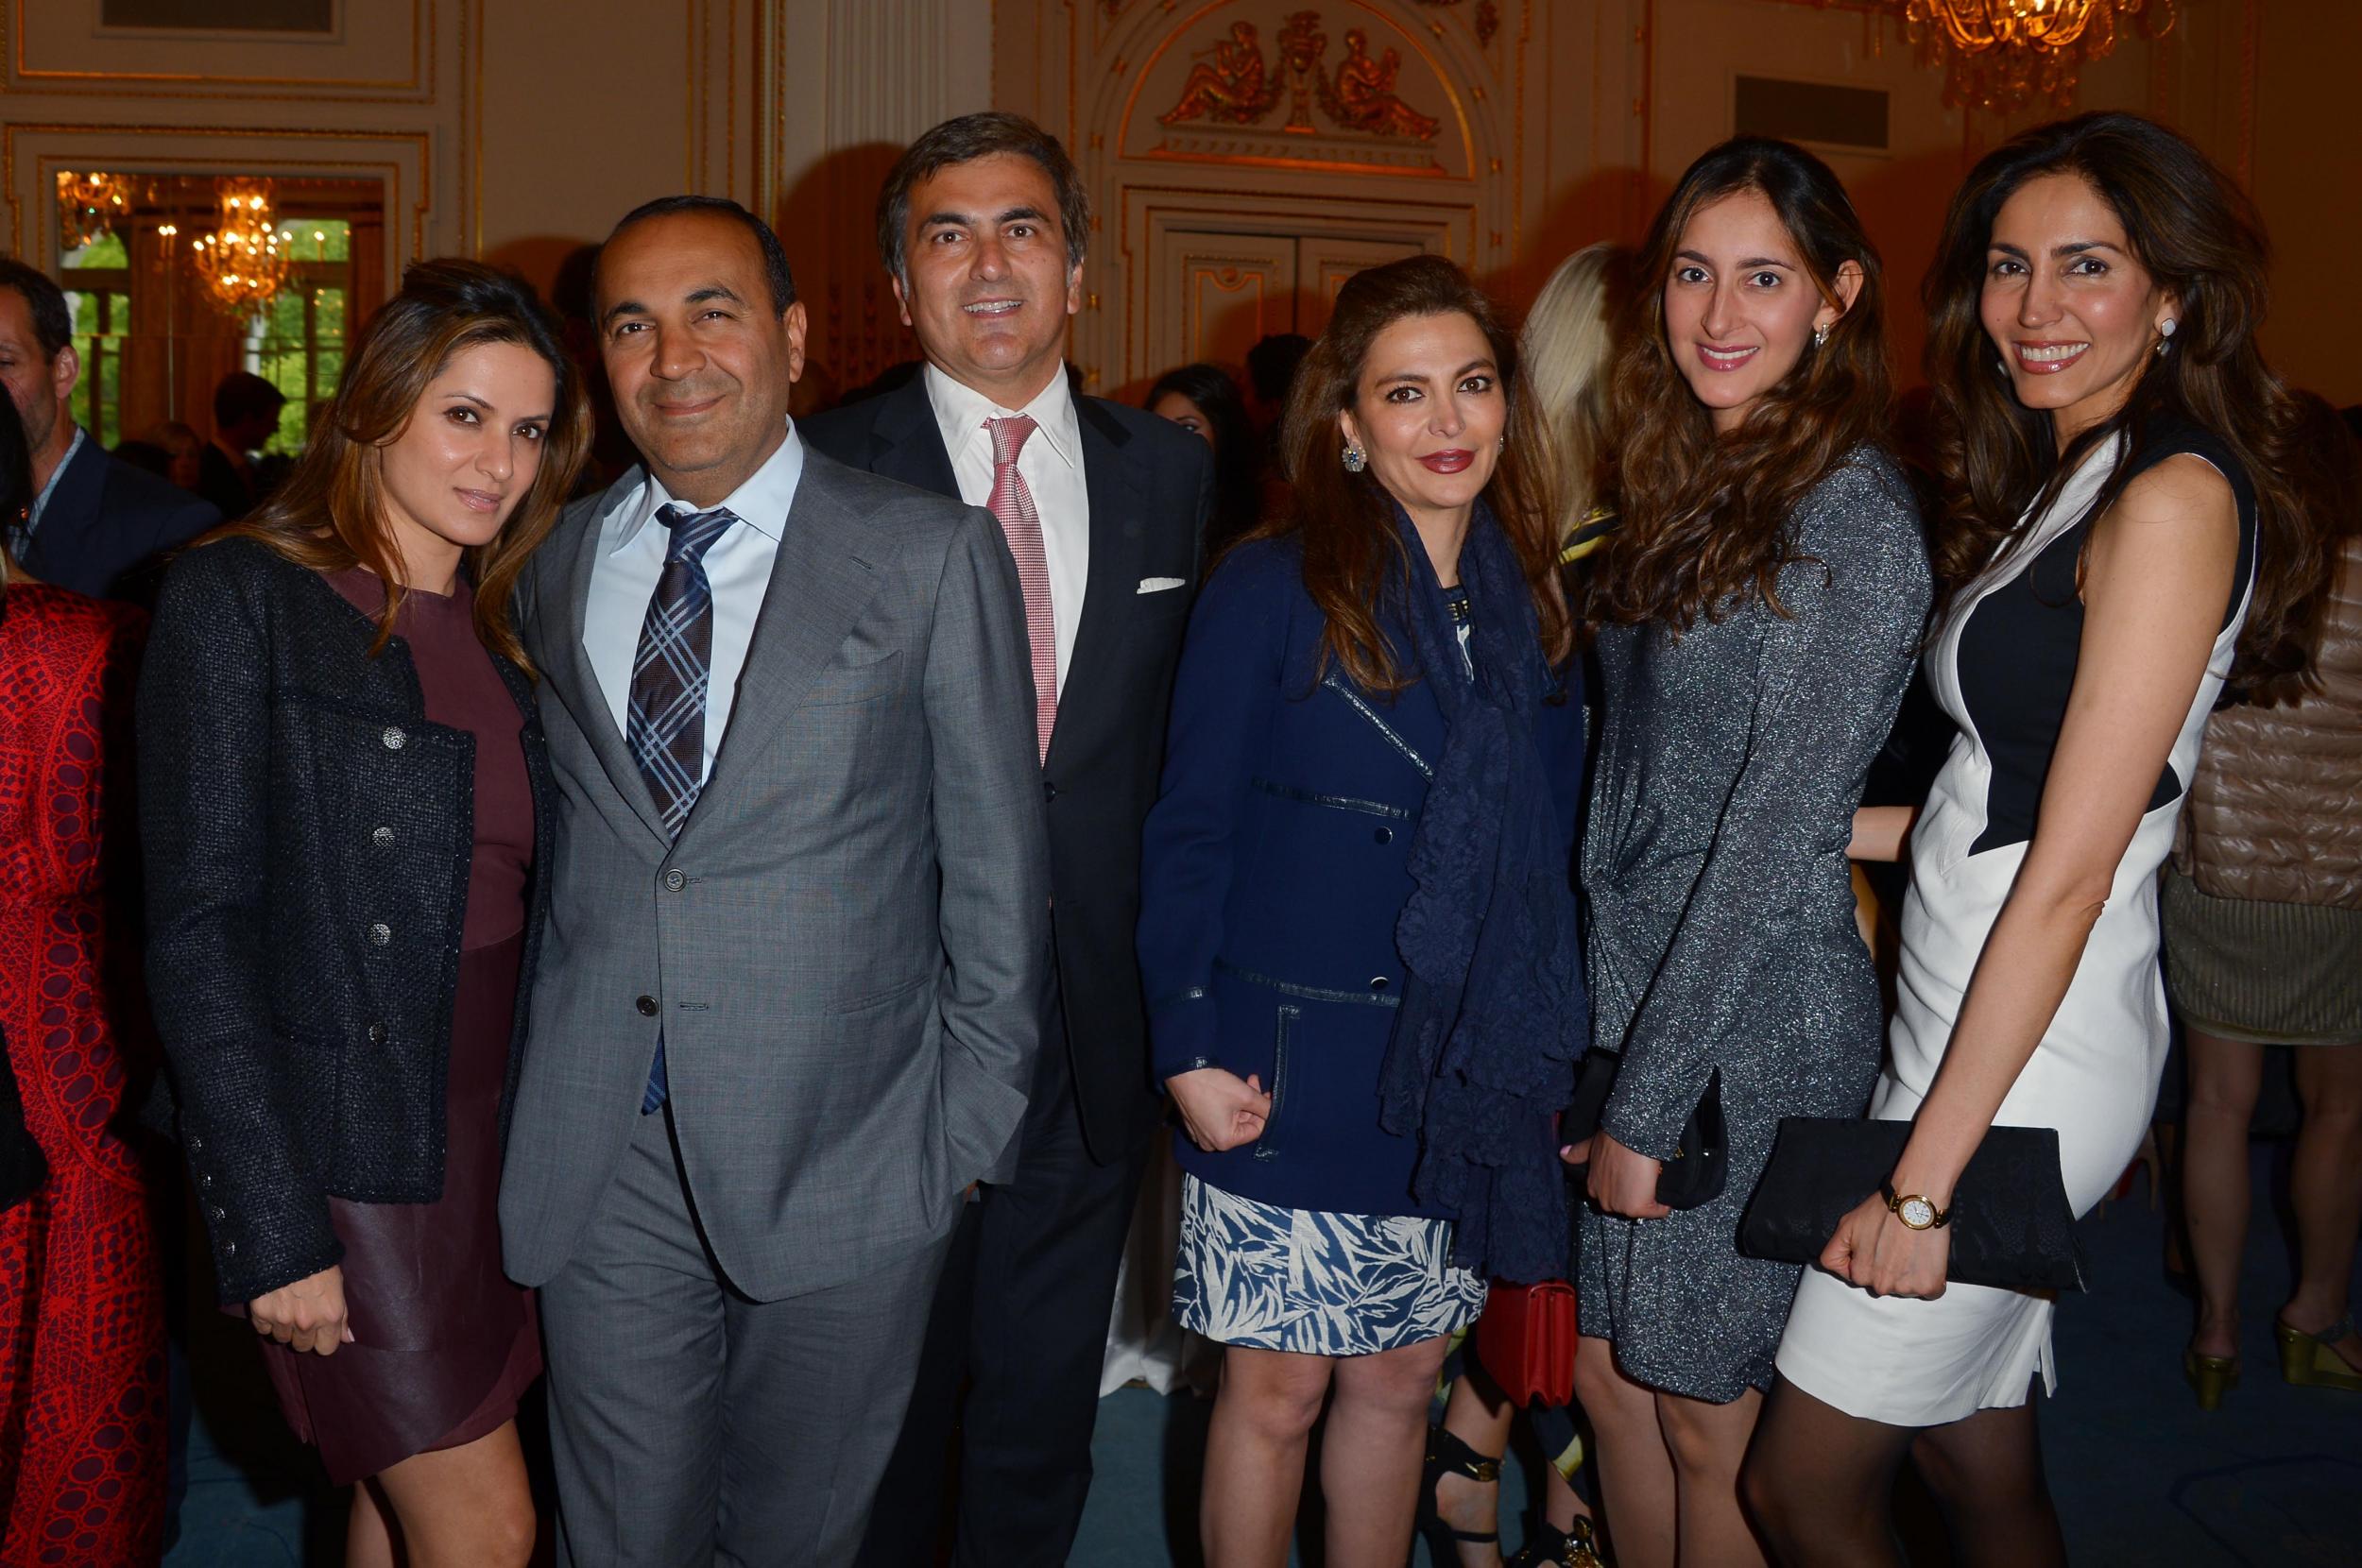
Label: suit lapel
xmin=675 ymin=452 xmax=881 ymax=843
xmin=865 ymin=377 xmax=961 ymax=498
xmin=544 ymin=472 xmax=672 ymax=845
xmin=1046 ymin=398 xmax=1147 ymax=775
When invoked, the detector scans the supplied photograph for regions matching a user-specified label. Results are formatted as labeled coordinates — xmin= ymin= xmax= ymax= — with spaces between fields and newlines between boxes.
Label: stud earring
xmin=1814 ymin=322 xmax=1829 ymax=348
xmin=1497 ymin=435 xmax=1506 ymax=452
xmin=1342 ymin=442 xmax=1367 ymax=474
xmin=2156 ymin=316 xmax=2177 ymax=356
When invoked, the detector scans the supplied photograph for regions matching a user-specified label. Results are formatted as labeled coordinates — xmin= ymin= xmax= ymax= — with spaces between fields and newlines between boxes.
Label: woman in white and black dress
xmin=1754 ymin=112 xmax=2344 ymax=1568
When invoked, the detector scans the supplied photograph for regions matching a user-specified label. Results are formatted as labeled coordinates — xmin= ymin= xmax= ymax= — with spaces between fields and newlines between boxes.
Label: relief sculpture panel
xmin=1121 ymin=2 xmax=1474 ymax=179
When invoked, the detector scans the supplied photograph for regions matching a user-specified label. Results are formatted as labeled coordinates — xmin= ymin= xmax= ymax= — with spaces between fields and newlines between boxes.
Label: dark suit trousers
xmin=858 ymin=977 xmax=1153 ymax=1567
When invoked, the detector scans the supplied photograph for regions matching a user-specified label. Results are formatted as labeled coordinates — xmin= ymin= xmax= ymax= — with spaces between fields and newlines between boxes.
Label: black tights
xmin=1743 ymin=1377 xmax=2066 ymax=1568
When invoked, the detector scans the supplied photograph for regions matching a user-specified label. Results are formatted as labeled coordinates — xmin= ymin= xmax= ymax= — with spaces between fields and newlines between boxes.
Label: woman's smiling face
xmin=1980 ymin=171 xmax=2174 ymax=445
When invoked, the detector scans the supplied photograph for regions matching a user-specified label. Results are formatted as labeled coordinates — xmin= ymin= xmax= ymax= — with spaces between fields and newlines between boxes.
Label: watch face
xmin=1900 ymin=1196 xmax=1936 ymax=1230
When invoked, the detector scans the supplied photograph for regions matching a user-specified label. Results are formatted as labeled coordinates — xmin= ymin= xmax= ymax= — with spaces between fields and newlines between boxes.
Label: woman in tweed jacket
xmin=140 ymin=261 xmax=586 ymax=1565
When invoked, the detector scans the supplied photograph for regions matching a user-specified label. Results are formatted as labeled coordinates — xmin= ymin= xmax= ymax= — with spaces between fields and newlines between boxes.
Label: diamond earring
xmin=1813 ymin=322 xmax=1829 ymax=348
xmin=1342 ymin=442 xmax=1367 ymax=473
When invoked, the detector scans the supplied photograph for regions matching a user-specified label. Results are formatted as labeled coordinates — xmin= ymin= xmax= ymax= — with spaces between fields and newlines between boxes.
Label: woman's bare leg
xmin=2181 ymin=1029 xmax=2265 ymax=1360
xmin=1655 ymin=1387 xmax=1767 ymax=1568
xmin=2285 ymin=1043 xmax=2362 ymax=1372
xmin=1200 ymin=1346 xmax=1334 ymax=1568
xmin=1573 ymin=1338 xmax=1675 ymax=1568
xmin=346 ymin=1478 xmax=398 ymax=1568
xmin=368 ymin=1419 xmax=536 ymax=1568
xmin=1322 ymin=1335 xmax=1454 ymax=1568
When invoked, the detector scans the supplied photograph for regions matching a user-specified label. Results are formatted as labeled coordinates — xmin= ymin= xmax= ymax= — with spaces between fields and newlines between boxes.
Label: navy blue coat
xmin=24 ymin=435 xmax=219 ymax=604
xmin=1138 ymin=536 xmax=1583 ymax=1219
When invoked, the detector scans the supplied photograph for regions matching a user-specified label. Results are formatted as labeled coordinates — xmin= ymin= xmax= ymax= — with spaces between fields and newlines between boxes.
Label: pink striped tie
xmin=985 ymin=415 xmax=1058 ymax=762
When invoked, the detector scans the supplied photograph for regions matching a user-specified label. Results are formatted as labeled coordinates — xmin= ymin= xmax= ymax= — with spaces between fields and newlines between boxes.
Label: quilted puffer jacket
xmin=2174 ymin=534 xmax=2362 ymax=910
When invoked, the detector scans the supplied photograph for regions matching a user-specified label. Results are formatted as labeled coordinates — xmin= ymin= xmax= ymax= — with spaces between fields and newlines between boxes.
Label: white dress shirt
xmin=924 ymin=362 xmax=1090 ymax=689
xmin=582 ymin=421 xmax=805 ymax=788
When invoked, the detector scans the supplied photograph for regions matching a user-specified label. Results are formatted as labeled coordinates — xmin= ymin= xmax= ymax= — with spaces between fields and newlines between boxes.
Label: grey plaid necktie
xmin=627 ymin=501 xmax=737 ymax=1113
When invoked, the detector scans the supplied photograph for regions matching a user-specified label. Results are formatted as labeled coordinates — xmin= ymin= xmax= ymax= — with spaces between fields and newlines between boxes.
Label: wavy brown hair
xmin=214 ymin=259 xmax=589 ymax=673
xmin=1924 ymin=111 xmax=2347 ymax=697
xmin=1593 ymin=137 xmax=1892 ymax=630
xmin=1247 ymin=254 xmax=1568 ymax=694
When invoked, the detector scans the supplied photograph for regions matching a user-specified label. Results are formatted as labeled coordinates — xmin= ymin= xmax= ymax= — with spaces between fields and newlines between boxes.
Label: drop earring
xmin=1342 ymin=442 xmax=1367 ymax=474
xmin=2156 ymin=316 xmax=2178 ymax=356
xmin=1813 ymin=322 xmax=1829 ymax=348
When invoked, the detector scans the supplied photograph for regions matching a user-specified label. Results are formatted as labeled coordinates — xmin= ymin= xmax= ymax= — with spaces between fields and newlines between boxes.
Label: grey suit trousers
xmin=540 ymin=1109 xmax=952 ymax=1567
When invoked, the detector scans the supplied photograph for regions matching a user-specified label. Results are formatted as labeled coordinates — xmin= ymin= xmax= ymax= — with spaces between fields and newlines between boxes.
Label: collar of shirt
xmin=609 ymin=418 xmax=805 ymax=555
xmin=924 ymin=362 xmax=1081 ymax=474
xmin=26 ymin=424 xmax=87 ymax=534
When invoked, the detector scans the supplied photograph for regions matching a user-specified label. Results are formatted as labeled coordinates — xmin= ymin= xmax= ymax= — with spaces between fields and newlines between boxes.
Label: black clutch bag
xmin=1563 ymin=1052 xmax=1726 ymax=1211
xmin=1738 ymin=1117 xmax=2087 ymax=1292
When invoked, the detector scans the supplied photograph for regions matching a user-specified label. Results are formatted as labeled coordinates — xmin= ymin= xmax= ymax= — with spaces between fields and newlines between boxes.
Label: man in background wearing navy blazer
xmin=804 ymin=111 xmax=1212 ymax=1567
xmin=0 ymin=259 xmax=217 ymax=602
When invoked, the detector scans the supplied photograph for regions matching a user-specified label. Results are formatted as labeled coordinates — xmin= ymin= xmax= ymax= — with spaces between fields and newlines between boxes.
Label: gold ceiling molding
xmin=4 ymin=0 xmax=434 ymax=98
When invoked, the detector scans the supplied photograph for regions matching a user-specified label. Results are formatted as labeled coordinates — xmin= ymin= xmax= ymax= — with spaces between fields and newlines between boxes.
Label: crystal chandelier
xmin=55 ymin=169 xmax=130 ymax=252
xmin=1901 ymin=0 xmax=2176 ymax=112
xmin=189 ymin=179 xmax=293 ymax=322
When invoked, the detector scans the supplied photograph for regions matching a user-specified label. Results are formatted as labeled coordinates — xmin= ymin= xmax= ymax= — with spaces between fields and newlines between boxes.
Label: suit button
xmin=636 ymin=995 xmax=659 ymax=1016
xmin=224 ymin=1241 xmax=236 ymax=1257
xmin=1369 ymin=976 xmax=1390 ymax=992
xmin=372 ymin=826 xmax=395 ymax=847
xmin=382 ymin=726 xmax=406 ymax=750
xmin=366 ymin=1022 xmax=387 ymax=1045
xmin=1043 ymin=780 xmax=1058 ymax=803
xmin=1374 ymin=827 xmax=1393 ymax=844
xmin=211 ymin=1205 xmax=227 ymax=1220
xmin=368 ymin=922 xmax=391 ymax=946
xmin=663 ymin=869 xmax=687 ymax=892
xmin=198 ymin=1174 xmax=214 ymax=1189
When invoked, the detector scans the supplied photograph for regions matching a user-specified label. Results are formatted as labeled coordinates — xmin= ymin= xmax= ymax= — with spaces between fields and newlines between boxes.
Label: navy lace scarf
xmin=1375 ymin=499 xmax=1584 ymax=1285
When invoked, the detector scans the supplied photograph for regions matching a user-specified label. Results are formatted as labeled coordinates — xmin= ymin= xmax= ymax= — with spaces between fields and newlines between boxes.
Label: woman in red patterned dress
xmin=0 ymin=388 xmax=163 ymax=1564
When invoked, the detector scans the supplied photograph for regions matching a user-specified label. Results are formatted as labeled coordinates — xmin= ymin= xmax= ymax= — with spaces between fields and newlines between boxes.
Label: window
xmin=61 ymin=232 xmax=133 ymax=451
xmin=245 ymin=219 xmax=352 ymax=455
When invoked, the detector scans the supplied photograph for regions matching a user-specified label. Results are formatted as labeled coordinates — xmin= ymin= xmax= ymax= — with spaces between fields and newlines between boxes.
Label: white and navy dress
xmin=1776 ymin=416 xmax=2258 ymax=1424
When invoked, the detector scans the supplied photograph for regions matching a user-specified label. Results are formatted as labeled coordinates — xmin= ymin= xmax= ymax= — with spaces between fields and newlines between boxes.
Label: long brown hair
xmin=1253 ymin=253 xmax=1569 ymax=693
xmin=1593 ymin=137 xmax=1893 ymax=630
xmin=218 ymin=258 xmax=590 ymax=673
xmin=1923 ymin=111 xmax=2347 ymax=695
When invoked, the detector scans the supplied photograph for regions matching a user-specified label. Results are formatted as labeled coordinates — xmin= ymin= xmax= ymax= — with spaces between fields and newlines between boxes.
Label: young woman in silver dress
xmin=1754 ymin=111 xmax=2341 ymax=1568
xmin=1571 ymin=138 xmax=1929 ymax=1568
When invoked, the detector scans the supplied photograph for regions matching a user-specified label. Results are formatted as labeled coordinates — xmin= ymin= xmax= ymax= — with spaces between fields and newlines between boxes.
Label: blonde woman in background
xmin=1418 ymin=241 xmax=1626 ymax=1568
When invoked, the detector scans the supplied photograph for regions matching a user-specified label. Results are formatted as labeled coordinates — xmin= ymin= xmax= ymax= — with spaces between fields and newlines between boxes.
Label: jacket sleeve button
xmin=368 ymin=923 xmax=392 ymax=946
xmin=382 ymin=726 xmax=406 ymax=750
xmin=636 ymin=995 xmax=659 ymax=1016
xmin=663 ymin=868 xmax=687 ymax=892
xmin=372 ymin=826 xmax=395 ymax=847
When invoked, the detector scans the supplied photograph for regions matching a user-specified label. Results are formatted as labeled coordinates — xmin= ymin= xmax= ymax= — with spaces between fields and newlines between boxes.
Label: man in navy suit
xmin=0 ymin=259 xmax=218 ymax=602
xmin=804 ymin=111 xmax=1212 ymax=1567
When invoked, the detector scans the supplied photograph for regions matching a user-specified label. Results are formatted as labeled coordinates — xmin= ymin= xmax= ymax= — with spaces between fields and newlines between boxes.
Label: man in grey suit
xmin=498 ymin=195 xmax=1050 ymax=1566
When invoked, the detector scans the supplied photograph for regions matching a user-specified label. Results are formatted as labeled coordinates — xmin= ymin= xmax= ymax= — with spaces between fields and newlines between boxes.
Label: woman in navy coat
xmin=1138 ymin=254 xmax=1587 ymax=1567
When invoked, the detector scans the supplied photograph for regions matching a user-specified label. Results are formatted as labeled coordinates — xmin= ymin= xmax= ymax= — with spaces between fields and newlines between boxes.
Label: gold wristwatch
xmin=1879 ymin=1178 xmax=1950 ymax=1232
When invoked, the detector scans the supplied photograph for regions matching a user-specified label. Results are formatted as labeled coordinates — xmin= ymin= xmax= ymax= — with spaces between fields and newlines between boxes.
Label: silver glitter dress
xmin=1575 ymin=448 xmax=1930 ymax=1403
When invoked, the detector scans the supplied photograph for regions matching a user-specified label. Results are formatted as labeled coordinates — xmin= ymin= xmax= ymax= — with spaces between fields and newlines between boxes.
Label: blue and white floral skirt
xmin=1172 ymin=1175 xmax=1488 ymax=1355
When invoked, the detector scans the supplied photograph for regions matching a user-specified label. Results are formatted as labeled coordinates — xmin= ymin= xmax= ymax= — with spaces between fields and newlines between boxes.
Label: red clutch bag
xmin=1474 ymin=1279 xmax=1578 ymax=1408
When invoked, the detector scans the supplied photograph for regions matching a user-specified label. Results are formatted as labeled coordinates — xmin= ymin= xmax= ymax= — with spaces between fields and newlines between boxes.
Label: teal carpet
xmin=168 ymin=1150 xmax=2362 ymax=1565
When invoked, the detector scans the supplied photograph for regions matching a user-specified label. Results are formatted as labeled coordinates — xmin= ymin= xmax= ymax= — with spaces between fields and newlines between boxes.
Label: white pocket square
xmin=1138 ymin=576 xmax=1186 ymax=594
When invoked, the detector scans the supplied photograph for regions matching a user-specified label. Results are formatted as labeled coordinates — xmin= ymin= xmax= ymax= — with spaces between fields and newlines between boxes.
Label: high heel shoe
xmin=2182 ymin=1346 xmax=2239 ymax=1410
xmin=2275 ymin=1315 xmax=2362 ymax=1391
xmin=1507 ymin=1516 xmax=1607 ymax=1567
xmin=1416 ymin=1423 xmax=1501 ymax=1566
